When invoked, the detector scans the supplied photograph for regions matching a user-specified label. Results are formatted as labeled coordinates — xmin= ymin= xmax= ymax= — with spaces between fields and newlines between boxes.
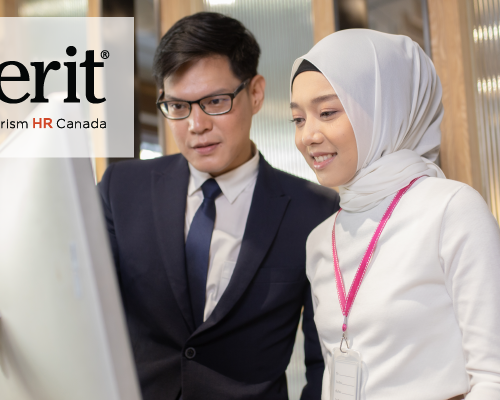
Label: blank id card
xmin=331 ymin=348 xmax=361 ymax=400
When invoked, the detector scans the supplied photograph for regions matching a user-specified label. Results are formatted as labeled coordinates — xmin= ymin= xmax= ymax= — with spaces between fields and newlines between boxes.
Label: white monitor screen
xmin=0 ymin=152 xmax=142 ymax=400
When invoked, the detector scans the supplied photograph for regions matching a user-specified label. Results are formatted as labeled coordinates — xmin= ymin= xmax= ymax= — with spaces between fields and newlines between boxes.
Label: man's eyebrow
xmin=290 ymin=94 xmax=339 ymax=109
xmin=163 ymin=88 xmax=232 ymax=101
xmin=162 ymin=94 xmax=184 ymax=101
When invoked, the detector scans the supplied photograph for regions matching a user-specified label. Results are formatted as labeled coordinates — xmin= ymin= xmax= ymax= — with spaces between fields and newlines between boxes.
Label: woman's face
xmin=291 ymin=71 xmax=358 ymax=188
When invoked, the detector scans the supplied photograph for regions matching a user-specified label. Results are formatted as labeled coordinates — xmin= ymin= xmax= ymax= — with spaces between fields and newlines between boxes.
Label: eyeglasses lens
xmin=200 ymin=95 xmax=232 ymax=114
xmin=162 ymin=101 xmax=189 ymax=119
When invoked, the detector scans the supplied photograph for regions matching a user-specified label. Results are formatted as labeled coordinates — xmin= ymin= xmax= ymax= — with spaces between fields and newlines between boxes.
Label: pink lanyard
xmin=332 ymin=176 xmax=425 ymax=335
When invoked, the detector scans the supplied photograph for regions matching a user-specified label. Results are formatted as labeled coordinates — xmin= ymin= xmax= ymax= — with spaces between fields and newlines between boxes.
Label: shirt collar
xmin=187 ymin=143 xmax=260 ymax=204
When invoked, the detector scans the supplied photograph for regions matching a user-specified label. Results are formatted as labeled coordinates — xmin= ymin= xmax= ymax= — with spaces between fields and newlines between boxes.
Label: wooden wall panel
xmin=158 ymin=0 xmax=203 ymax=36
xmin=312 ymin=0 xmax=335 ymax=43
xmin=0 ymin=0 xmax=17 ymax=17
xmin=87 ymin=0 xmax=108 ymax=182
xmin=427 ymin=0 xmax=482 ymax=193
xmin=88 ymin=0 xmax=101 ymax=18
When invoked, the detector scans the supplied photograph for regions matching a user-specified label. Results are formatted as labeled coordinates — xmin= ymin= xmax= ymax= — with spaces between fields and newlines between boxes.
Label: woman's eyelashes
xmin=320 ymin=110 xmax=337 ymax=119
xmin=291 ymin=109 xmax=338 ymax=126
xmin=291 ymin=117 xmax=305 ymax=126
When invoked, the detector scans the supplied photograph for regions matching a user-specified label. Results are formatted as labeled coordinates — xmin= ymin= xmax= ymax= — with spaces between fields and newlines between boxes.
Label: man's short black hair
xmin=153 ymin=12 xmax=261 ymax=87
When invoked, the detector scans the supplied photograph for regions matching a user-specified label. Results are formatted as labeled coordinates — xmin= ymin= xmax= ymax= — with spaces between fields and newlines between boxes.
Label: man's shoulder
xmin=103 ymin=153 xmax=186 ymax=181
xmin=108 ymin=153 xmax=186 ymax=176
xmin=271 ymin=166 xmax=339 ymax=205
xmin=264 ymin=165 xmax=339 ymax=231
xmin=99 ymin=153 xmax=188 ymax=194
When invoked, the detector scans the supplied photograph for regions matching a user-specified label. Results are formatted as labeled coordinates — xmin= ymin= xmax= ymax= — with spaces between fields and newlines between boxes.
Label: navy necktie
xmin=185 ymin=178 xmax=222 ymax=328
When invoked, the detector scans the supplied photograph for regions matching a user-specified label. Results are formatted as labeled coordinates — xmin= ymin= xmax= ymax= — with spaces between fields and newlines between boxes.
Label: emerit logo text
xmin=0 ymin=46 xmax=106 ymax=104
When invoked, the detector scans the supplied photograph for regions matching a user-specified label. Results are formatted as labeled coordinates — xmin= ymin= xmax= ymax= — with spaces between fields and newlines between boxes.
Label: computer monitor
xmin=0 ymin=136 xmax=141 ymax=398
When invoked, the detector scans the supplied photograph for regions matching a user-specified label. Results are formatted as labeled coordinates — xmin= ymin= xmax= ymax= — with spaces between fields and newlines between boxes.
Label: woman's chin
xmin=313 ymin=164 xmax=357 ymax=188
xmin=316 ymin=173 xmax=341 ymax=188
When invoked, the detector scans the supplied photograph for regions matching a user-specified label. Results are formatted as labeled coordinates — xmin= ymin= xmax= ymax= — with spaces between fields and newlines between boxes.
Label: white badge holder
xmin=331 ymin=344 xmax=361 ymax=400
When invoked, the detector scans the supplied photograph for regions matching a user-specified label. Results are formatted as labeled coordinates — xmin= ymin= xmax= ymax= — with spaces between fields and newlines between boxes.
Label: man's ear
xmin=248 ymin=74 xmax=266 ymax=115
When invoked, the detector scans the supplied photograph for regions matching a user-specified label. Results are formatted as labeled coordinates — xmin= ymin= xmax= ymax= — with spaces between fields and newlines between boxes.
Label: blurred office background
xmin=1 ymin=0 xmax=498 ymax=223
xmin=0 ymin=0 xmax=498 ymax=398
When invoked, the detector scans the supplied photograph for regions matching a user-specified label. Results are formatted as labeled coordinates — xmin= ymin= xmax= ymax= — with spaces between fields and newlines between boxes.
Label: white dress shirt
xmin=185 ymin=150 xmax=259 ymax=322
xmin=306 ymin=177 xmax=500 ymax=399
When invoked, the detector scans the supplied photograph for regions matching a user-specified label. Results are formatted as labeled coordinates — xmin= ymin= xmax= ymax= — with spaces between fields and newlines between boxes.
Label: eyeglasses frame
xmin=156 ymin=78 xmax=251 ymax=120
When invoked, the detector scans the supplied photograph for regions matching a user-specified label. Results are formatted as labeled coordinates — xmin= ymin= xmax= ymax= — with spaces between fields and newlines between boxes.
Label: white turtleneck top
xmin=306 ymin=177 xmax=500 ymax=400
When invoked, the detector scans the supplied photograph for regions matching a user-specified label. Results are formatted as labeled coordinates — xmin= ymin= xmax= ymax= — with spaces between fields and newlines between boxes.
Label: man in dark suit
xmin=99 ymin=12 xmax=339 ymax=400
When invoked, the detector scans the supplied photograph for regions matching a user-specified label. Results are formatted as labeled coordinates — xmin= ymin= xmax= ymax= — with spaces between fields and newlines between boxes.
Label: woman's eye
xmin=291 ymin=117 xmax=305 ymax=126
xmin=320 ymin=111 xmax=336 ymax=118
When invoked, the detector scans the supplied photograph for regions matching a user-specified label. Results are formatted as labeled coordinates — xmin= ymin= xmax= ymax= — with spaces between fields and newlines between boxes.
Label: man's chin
xmin=188 ymin=157 xmax=229 ymax=176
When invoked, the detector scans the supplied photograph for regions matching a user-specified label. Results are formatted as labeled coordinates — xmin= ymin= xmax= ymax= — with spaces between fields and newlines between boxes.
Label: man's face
xmin=162 ymin=56 xmax=265 ymax=176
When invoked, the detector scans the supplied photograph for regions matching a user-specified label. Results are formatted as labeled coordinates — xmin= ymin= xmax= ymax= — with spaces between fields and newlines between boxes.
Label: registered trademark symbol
xmin=101 ymin=50 xmax=110 ymax=59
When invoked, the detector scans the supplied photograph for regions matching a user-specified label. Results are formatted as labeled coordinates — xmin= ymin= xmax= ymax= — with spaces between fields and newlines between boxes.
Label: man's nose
xmin=188 ymin=103 xmax=212 ymax=135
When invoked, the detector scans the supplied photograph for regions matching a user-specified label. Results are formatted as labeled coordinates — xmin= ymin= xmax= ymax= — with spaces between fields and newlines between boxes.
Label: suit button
xmin=185 ymin=347 xmax=196 ymax=359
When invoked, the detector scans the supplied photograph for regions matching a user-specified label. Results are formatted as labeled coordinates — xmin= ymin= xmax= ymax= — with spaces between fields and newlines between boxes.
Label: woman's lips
xmin=311 ymin=153 xmax=337 ymax=170
xmin=193 ymin=143 xmax=220 ymax=155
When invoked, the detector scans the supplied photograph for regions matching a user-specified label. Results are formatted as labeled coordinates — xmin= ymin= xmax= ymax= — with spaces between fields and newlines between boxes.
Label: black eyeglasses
xmin=157 ymin=79 xmax=250 ymax=120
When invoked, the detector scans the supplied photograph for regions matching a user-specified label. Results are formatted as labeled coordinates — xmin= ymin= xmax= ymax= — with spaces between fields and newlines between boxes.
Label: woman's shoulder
xmin=418 ymin=176 xmax=469 ymax=193
xmin=412 ymin=177 xmax=484 ymax=208
xmin=305 ymin=212 xmax=338 ymax=273
xmin=306 ymin=213 xmax=338 ymax=279
xmin=414 ymin=177 xmax=494 ymax=224
xmin=307 ymin=211 xmax=338 ymax=245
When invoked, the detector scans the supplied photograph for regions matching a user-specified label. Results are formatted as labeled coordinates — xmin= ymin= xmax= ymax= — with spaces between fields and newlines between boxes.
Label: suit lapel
xmin=151 ymin=155 xmax=195 ymax=331
xmin=197 ymin=156 xmax=290 ymax=334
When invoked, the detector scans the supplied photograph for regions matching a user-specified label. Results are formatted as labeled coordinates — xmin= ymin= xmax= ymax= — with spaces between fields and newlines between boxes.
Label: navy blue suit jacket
xmin=98 ymin=153 xmax=339 ymax=400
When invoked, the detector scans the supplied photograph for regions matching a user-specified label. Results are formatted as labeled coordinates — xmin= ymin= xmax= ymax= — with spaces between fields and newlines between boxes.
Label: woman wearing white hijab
xmin=290 ymin=29 xmax=500 ymax=400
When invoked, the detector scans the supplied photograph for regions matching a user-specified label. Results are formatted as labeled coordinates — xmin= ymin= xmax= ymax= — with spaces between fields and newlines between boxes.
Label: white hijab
xmin=290 ymin=29 xmax=446 ymax=212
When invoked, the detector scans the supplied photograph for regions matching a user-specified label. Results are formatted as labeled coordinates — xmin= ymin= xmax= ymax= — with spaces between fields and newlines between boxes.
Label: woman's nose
xmin=301 ymin=120 xmax=323 ymax=146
